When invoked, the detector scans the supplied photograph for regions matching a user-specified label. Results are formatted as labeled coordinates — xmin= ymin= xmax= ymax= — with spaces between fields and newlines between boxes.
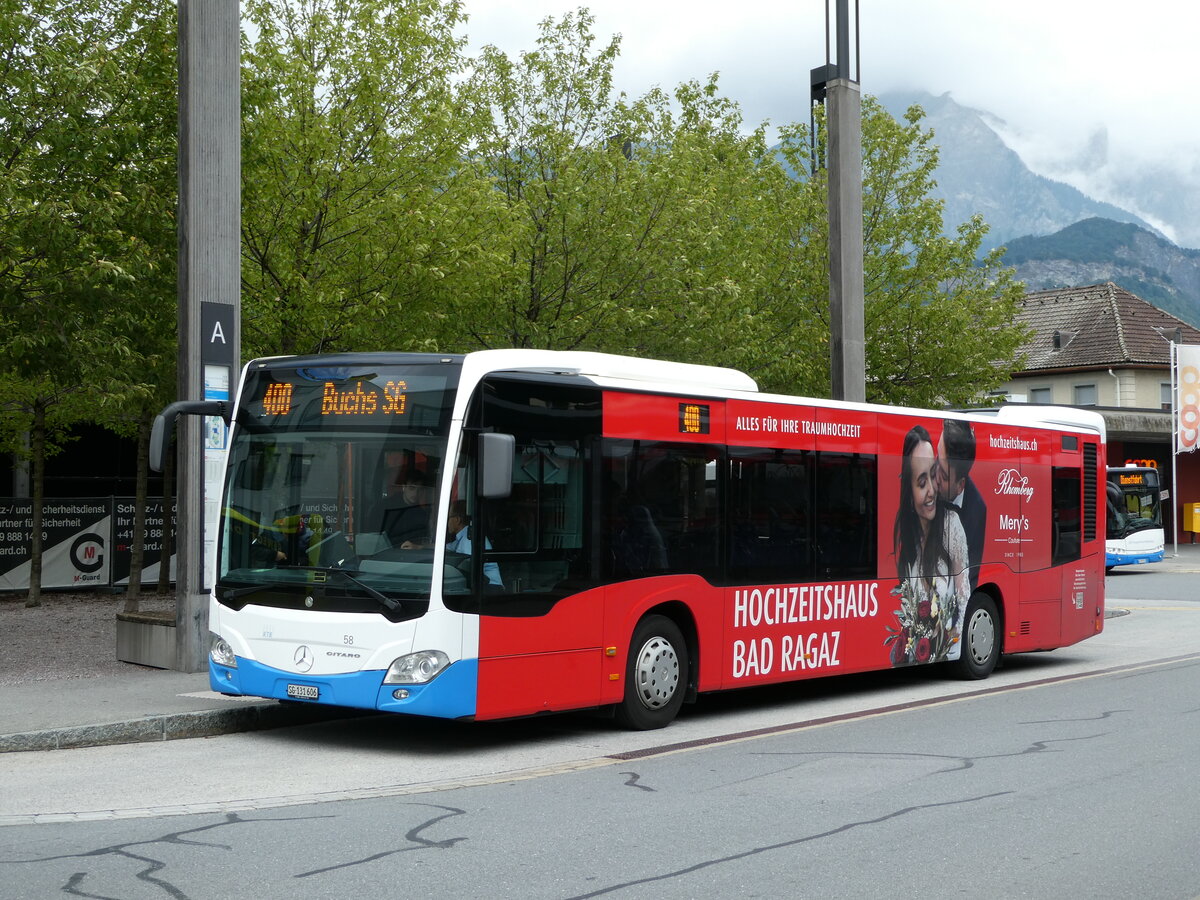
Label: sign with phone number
xmin=0 ymin=497 xmax=176 ymax=592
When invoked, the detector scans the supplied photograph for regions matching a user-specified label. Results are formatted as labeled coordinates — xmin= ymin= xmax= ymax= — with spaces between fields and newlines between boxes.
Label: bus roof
xmin=246 ymin=349 xmax=1105 ymax=440
xmin=990 ymin=404 xmax=1107 ymax=440
xmin=461 ymin=350 xmax=1106 ymax=438
xmin=461 ymin=349 xmax=759 ymax=395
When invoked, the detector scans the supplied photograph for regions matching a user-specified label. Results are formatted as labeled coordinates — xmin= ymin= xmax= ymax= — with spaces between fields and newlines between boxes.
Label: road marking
xmin=1108 ymin=604 xmax=1200 ymax=611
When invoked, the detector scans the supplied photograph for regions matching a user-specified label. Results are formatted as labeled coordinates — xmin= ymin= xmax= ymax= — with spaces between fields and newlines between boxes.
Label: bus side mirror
xmin=150 ymin=400 xmax=231 ymax=473
xmin=479 ymin=432 xmax=514 ymax=499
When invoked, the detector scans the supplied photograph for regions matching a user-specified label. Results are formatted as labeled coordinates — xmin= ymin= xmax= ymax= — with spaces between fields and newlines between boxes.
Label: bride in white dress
xmin=889 ymin=425 xmax=969 ymax=665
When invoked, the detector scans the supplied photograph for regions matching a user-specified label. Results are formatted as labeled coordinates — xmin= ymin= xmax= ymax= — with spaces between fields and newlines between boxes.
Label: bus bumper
xmin=1106 ymin=550 xmax=1164 ymax=567
xmin=209 ymin=656 xmax=479 ymax=719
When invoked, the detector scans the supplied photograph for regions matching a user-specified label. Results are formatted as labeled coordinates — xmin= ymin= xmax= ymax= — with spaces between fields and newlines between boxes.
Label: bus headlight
xmin=383 ymin=650 xmax=450 ymax=684
xmin=210 ymin=635 xmax=238 ymax=668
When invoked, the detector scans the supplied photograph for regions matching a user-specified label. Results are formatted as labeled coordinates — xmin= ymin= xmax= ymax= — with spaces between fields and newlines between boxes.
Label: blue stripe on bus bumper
xmin=1106 ymin=551 xmax=1164 ymax=566
xmin=209 ymin=657 xmax=478 ymax=719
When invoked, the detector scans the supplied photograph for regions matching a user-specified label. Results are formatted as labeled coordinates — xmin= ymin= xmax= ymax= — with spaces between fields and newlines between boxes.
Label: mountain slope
xmin=1004 ymin=218 xmax=1200 ymax=327
xmin=876 ymin=91 xmax=1160 ymax=253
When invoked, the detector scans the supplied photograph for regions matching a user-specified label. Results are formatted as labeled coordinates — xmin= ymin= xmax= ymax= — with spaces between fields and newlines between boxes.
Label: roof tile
xmin=1016 ymin=282 xmax=1200 ymax=371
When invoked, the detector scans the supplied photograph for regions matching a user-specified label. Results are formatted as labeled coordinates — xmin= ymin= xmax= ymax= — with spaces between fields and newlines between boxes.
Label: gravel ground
xmin=0 ymin=591 xmax=176 ymax=686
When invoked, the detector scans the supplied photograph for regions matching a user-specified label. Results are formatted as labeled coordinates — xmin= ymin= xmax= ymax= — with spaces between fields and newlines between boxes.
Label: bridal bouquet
xmin=884 ymin=580 xmax=959 ymax=666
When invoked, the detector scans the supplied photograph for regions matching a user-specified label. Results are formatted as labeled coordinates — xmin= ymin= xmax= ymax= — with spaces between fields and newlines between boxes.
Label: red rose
xmin=917 ymin=600 xmax=932 ymax=619
xmin=890 ymin=629 xmax=910 ymax=665
xmin=915 ymin=637 xmax=932 ymax=662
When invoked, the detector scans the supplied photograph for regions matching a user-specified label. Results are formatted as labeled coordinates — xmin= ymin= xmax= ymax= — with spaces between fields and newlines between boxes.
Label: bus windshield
xmin=1106 ymin=468 xmax=1162 ymax=540
xmin=216 ymin=360 xmax=461 ymax=619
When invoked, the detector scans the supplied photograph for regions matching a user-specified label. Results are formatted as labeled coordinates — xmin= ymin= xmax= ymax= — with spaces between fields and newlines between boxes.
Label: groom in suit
xmin=938 ymin=419 xmax=987 ymax=591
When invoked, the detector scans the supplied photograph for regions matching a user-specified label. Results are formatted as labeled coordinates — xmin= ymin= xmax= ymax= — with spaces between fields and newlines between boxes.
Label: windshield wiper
xmin=322 ymin=568 xmax=399 ymax=612
xmin=219 ymin=567 xmax=399 ymax=612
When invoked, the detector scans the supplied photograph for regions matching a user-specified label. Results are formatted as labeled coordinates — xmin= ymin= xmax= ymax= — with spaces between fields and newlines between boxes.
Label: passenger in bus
xmin=936 ymin=418 xmax=987 ymax=589
xmin=383 ymin=470 xmax=434 ymax=547
xmin=237 ymin=517 xmax=286 ymax=568
xmin=893 ymin=425 xmax=970 ymax=638
xmin=444 ymin=500 xmax=503 ymax=590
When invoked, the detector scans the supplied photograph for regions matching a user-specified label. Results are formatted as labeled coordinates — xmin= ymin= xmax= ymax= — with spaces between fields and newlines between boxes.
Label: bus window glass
xmin=468 ymin=377 xmax=601 ymax=604
xmin=1107 ymin=469 xmax=1162 ymax=539
xmin=603 ymin=440 xmax=722 ymax=582
xmin=217 ymin=363 xmax=457 ymax=618
xmin=1052 ymin=466 xmax=1082 ymax=564
xmin=728 ymin=448 xmax=812 ymax=583
xmin=815 ymin=452 xmax=877 ymax=580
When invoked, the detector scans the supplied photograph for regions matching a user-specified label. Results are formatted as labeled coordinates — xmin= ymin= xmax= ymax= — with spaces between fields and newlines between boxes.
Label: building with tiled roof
xmin=999 ymin=282 xmax=1200 ymax=538
xmin=1006 ymin=282 xmax=1200 ymax=410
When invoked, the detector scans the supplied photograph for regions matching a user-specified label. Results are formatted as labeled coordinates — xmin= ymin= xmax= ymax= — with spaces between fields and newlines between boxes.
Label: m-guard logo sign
xmin=70 ymin=532 xmax=106 ymax=575
xmin=0 ymin=500 xmax=111 ymax=590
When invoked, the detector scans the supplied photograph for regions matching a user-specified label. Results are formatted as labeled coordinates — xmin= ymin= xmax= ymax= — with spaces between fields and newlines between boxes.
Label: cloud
xmin=459 ymin=0 xmax=1200 ymax=168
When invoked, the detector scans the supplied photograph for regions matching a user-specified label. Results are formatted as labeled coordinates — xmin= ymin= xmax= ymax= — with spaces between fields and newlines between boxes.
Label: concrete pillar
xmin=176 ymin=0 xmax=240 ymax=672
xmin=827 ymin=76 xmax=865 ymax=403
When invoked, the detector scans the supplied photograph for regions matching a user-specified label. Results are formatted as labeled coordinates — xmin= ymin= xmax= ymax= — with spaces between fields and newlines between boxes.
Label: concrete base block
xmin=115 ymin=612 xmax=176 ymax=670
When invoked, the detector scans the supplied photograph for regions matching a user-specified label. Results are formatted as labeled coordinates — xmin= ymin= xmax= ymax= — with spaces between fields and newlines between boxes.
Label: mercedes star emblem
xmin=294 ymin=645 xmax=314 ymax=672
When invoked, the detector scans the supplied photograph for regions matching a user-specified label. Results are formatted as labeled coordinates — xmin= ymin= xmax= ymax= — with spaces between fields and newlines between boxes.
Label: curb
xmin=0 ymin=702 xmax=372 ymax=753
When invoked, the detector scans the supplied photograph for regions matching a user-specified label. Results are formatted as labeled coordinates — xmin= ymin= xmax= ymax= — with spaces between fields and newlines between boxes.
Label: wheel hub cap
xmin=967 ymin=609 xmax=994 ymax=664
xmin=634 ymin=636 xmax=679 ymax=710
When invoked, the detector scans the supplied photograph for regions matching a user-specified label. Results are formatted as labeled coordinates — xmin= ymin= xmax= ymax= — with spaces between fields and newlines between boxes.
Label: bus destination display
xmin=679 ymin=402 xmax=710 ymax=434
xmin=259 ymin=379 xmax=408 ymax=418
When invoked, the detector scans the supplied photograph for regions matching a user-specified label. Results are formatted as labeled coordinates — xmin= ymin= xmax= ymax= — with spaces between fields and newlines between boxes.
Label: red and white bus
xmin=153 ymin=350 xmax=1106 ymax=729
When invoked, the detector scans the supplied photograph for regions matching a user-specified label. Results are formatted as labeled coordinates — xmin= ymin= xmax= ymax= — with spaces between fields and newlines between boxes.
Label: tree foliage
xmin=1 ymin=0 xmax=1031 ymax=547
xmin=0 ymin=0 xmax=177 ymax=603
xmin=765 ymin=100 xmax=1028 ymax=406
xmin=449 ymin=12 xmax=1024 ymax=407
xmin=239 ymin=0 xmax=497 ymax=358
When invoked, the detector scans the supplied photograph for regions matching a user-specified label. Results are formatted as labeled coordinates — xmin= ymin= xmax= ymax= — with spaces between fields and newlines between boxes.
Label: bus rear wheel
xmin=615 ymin=615 xmax=687 ymax=730
xmin=952 ymin=593 xmax=1000 ymax=680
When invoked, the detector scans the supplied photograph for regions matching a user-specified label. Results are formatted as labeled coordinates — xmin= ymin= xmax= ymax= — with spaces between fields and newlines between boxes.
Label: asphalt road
xmin=1106 ymin=565 xmax=1199 ymax=603
xmin=2 ymin=570 xmax=1199 ymax=898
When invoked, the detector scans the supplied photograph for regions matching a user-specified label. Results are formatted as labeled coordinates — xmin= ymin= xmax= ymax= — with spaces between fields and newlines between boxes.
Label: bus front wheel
xmin=952 ymin=593 xmax=1000 ymax=680
xmin=615 ymin=615 xmax=687 ymax=730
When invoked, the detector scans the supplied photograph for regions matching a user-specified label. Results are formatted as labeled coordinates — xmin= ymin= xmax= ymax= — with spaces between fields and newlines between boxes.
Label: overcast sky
xmin=457 ymin=1 xmax=1200 ymax=177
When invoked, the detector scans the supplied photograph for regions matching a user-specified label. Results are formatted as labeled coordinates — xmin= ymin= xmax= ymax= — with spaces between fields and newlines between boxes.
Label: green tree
xmin=454 ymin=12 xmax=1024 ymax=409
xmin=239 ymin=0 xmax=497 ymax=358
xmin=454 ymin=11 xmax=765 ymax=354
xmin=762 ymin=100 xmax=1027 ymax=406
xmin=0 ymin=0 xmax=178 ymax=605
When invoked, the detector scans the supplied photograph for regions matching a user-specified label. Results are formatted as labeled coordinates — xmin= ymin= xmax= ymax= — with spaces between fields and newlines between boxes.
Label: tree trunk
xmin=25 ymin=400 xmax=46 ymax=608
xmin=124 ymin=415 xmax=152 ymax=611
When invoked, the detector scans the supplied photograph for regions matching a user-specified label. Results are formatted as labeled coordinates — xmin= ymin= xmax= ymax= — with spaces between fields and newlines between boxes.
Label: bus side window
xmin=1106 ymin=482 xmax=1126 ymax=538
xmin=814 ymin=452 xmax=877 ymax=580
xmin=603 ymin=440 xmax=722 ymax=582
xmin=474 ymin=376 xmax=602 ymax=603
xmin=1052 ymin=466 xmax=1082 ymax=564
xmin=728 ymin=448 xmax=812 ymax=583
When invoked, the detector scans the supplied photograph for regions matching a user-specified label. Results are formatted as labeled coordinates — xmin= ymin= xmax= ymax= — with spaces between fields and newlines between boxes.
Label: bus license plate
xmin=287 ymin=684 xmax=319 ymax=700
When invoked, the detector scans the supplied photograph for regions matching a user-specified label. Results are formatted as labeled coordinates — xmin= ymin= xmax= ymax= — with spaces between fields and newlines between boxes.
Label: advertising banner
xmin=1176 ymin=343 xmax=1200 ymax=453
xmin=0 ymin=499 xmax=111 ymax=591
xmin=111 ymin=499 xmax=178 ymax=586
xmin=0 ymin=498 xmax=177 ymax=592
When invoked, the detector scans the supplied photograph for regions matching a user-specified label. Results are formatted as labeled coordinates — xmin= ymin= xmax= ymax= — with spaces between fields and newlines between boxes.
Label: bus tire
xmin=952 ymin=593 xmax=1000 ymax=680
xmin=615 ymin=615 xmax=687 ymax=730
